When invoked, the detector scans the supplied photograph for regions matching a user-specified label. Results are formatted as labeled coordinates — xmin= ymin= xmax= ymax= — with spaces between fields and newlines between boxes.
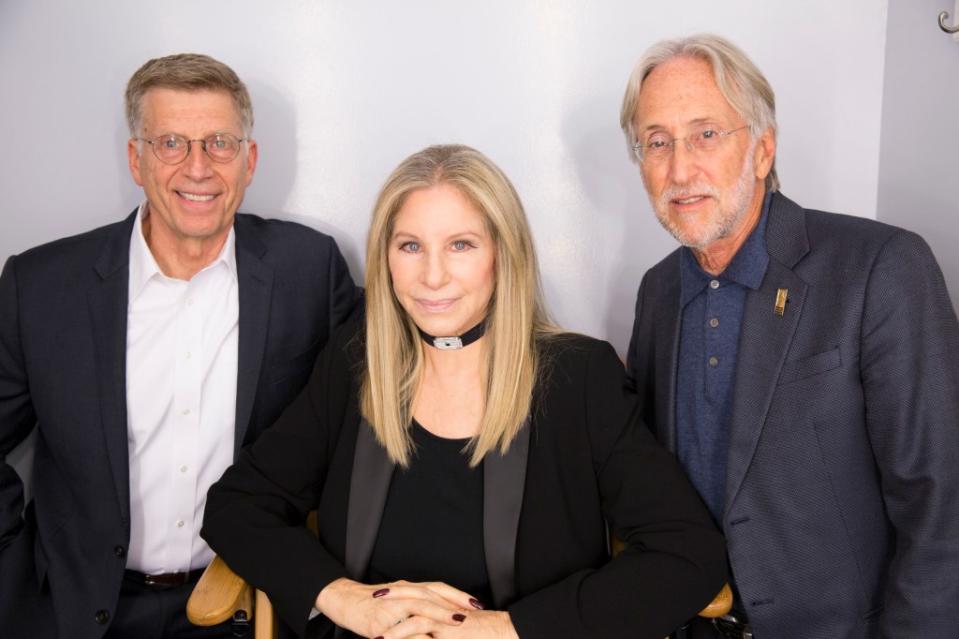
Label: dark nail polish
xmin=453 ymin=613 xmax=466 ymax=622
xmin=372 ymin=588 xmax=389 ymax=598
xmin=374 ymin=636 xmax=383 ymax=639
xmin=469 ymin=598 xmax=485 ymax=609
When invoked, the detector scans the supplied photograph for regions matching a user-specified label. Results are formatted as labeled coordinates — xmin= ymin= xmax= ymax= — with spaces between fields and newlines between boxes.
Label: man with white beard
xmin=619 ymin=34 xmax=959 ymax=639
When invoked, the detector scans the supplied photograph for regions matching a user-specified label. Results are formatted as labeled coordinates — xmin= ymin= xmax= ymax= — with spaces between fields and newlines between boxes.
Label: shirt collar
xmin=679 ymin=191 xmax=772 ymax=307
xmin=128 ymin=201 xmax=238 ymax=302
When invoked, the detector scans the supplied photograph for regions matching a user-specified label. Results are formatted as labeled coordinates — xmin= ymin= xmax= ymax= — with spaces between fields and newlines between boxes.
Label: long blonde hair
xmin=361 ymin=144 xmax=556 ymax=467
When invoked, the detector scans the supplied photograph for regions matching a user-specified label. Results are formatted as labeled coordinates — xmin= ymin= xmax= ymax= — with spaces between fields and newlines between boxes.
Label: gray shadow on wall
xmin=561 ymin=92 xmax=674 ymax=356
xmin=242 ymin=80 xmax=298 ymax=222
xmin=243 ymin=81 xmax=364 ymax=284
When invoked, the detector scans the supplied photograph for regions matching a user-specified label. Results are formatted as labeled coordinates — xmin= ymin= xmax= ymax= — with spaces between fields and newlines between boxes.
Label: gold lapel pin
xmin=774 ymin=288 xmax=788 ymax=316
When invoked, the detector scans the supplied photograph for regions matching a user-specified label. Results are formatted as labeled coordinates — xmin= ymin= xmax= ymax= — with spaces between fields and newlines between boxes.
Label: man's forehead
xmin=140 ymin=87 xmax=242 ymax=130
xmin=634 ymin=56 xmax=736 ymax=131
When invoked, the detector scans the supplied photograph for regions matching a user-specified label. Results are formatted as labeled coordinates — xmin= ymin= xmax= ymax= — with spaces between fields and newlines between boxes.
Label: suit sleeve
xmin=0 ymin=256 xmax=35 ymax=552
xmin=860 ymin=231 xmax=959 ymax=637
xmin=325 ymin=237 xmax=362 ymax=329
xmin=508 ymin=341 xmax=728 ymax=639
xmin=201 ymin=323 xmax=356 ymax=638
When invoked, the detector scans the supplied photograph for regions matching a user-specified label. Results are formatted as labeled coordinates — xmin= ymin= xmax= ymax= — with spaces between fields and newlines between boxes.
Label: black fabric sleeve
xmin=508 ymin=340 xmax=727 ymax=639
xmin=201 ymin=321 xmax=358 ymax=637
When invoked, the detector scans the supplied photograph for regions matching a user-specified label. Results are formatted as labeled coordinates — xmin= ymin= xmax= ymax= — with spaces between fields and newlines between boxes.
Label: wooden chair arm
xmin=186 ymin=556 xmax=254 ymax=626
xmin=697 ymin=582 xmax=733 ymax=618
xmin=188 ymin=513 xmax=314 ymax=636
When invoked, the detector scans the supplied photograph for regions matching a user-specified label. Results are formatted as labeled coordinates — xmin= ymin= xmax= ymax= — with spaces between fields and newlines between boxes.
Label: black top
xmin=368 ymin=420 xmax=492 ymax=605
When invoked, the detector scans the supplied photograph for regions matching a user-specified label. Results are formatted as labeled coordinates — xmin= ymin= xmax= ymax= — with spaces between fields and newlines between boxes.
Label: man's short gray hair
xmin=125 ymin=53 xmax=253 ymax=137
xmin=619 ymin=34 xmax=779 ymax=192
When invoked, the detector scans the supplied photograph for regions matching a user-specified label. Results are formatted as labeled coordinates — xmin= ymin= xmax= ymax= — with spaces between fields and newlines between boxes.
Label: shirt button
xmin=185 ymin=351 xmax=192 ymax=360
xmin=709 ymin=279 xmax=720 ymax=289
xmin=114 ymin=545 xmax=126 ymax=558
xmin=95 ymin=610 xmax=111 ymax=625
xmin=176 ymin=520 xmax=185 ymax=528
xmin=179 ymin=465 xmax=188 ymax=473
xmin=709 ymin=317 xmax=720 ymax=328
xmin=181 ymin=408 xmax=190 ymax=416
xmin=708 ymin=356 xmax=719 ymax=367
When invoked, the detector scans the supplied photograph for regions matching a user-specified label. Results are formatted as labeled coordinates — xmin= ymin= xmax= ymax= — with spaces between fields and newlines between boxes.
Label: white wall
xmin=878 ymin=0 xmax=959 ymax=307
xmin=1 ymin=0 xmax=888 ymax=350
xmin=1 ymin=1 xmax=890 ymax=486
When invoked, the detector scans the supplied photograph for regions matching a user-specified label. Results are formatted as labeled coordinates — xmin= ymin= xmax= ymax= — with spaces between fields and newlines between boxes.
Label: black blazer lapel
xmin=344 ymin=419 xmax=394 ymax=580
xmin=87 ymin=211 xmax=137 ymax=528
xmin=234 ymin=224 xmax=274 ymax=456
xmin=483 ymin=419 xmax=530 ymax=608
xmin=724 ymin=194 xmax=810 ymax=519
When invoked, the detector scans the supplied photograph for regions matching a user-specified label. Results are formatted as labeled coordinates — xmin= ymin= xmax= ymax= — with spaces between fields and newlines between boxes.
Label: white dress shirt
xmin=125 ymin=203 xmax=238 ymax=574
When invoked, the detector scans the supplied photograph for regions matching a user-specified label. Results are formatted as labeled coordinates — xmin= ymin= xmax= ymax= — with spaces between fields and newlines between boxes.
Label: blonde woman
xmin=202 ymin=145 xmax=725 ymax=639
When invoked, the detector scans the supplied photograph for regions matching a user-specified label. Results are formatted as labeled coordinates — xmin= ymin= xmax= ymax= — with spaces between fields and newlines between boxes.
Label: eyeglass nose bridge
xmin=181 ymin=138 xmax=215 ymax=163
xmin=659 ymin=135 xmax=698 ymax=163
xmin=668 ymin=134 xmax=699 ymax=156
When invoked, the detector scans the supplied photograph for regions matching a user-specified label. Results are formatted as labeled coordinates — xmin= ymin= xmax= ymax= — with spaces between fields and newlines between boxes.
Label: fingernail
xmin=374 ymin=637 xmax=383 ymax=639
xmin=372 ymin=588 xmax=389 ymax=598
xmin=469 ymin=598 xmax=485 ymax=609
xmin=452 ymin=613 xmax=466 ymax=622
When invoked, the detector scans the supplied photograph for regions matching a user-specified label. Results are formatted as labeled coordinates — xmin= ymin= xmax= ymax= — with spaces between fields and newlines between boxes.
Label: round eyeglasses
xmin=632 ymin=125 xmax=749 ymax=163
xmin=136 ymin=133 xmax=248 ymax=165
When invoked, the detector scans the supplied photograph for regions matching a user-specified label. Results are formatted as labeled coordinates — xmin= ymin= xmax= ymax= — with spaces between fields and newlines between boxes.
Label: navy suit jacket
xmin=627 ymin=192 xmax=959 ymax=638
xmin=0 ymin=210 xmax=359 ymax=639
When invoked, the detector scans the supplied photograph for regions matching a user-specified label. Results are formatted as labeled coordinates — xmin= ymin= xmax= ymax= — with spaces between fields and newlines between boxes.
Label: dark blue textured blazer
xmin=0 ymin=210 xmax=359 ymax=639
xmin=627 ymin=192 xmax=959 ymax=638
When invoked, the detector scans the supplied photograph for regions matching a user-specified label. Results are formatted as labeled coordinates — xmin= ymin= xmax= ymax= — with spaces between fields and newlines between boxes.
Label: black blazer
xmin=202 ymin=316 xmax=727 ymax=639
xmin=0 ymin=210 xmax=359 ymax=639
xmin=627 ymin=192 xmax=959 ymax=638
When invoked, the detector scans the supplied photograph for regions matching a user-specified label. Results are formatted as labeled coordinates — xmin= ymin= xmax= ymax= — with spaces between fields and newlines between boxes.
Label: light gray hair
xmin=620 ymin=33 xmax=779 ymax=192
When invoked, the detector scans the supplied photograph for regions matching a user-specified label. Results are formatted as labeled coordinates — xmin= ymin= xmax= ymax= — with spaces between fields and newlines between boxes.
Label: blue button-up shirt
xmin=675 ymin=193 xmax=771 ymax=522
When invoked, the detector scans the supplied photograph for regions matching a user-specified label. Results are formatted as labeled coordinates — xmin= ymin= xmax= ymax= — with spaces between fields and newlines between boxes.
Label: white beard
xmin=648 ymin=141 xmax=758 ymax=250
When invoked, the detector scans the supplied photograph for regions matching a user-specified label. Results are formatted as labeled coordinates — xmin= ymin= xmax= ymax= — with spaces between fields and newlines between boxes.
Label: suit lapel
xmin=723 ymin=194 xmax=810 ymax=518
xmin=87 ymin=211 xmax=137 ymax=527
xmin=483 ymin=419 xmax=530 ymax=608
xmin=344 ymin=419 xmax=395 ymax=580
xmin=654 ymin=257 xmax=682 ymax=451
xmin=233 ymin=218 xmax=274 ymax=456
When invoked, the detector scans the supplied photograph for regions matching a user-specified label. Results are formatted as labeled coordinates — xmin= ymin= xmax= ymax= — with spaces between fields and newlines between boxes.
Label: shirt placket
xmin=171 ymin=281 xmax=202 ymax=572
xmin=704 ymin=278 xmax=723 ymax=405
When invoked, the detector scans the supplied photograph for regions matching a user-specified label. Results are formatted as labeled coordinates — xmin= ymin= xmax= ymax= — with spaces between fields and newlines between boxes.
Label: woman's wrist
xmin=314 ymin=576 xmax=356 ymax=619
xmin=491 ymin=610 xmax=520 ymax=639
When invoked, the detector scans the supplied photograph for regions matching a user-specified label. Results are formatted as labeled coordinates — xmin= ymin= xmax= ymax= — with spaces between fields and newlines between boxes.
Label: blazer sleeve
xmin=201 ymin=322 xmax=357 ymax=637
xmin=0 ymin=256 xmax=35 ymax=551
xmin=508 ymin=340 xmax=728 ymax=639
xmin=324 ymin=237 xmax=362 ymax=329
xmin=860 ymin=231 xmax=959 ymax=636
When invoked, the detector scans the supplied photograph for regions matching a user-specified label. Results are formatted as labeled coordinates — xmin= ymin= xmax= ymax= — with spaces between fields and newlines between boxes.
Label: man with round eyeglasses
xmin=0 ymin=53 xmax=359 ymax=639
xmin=620 ymin=34 xmax=959 ymax=638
